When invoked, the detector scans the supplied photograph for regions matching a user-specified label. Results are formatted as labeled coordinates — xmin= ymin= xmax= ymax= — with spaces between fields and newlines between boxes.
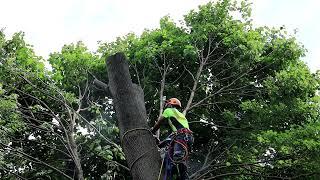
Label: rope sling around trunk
xmin=121 ymin=128 xmax=191 ymax=179
xmin=121 ymin=128 xmax=157 ymax=171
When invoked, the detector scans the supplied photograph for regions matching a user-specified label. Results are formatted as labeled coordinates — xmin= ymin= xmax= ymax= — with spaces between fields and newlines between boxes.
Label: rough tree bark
xmin=106 ymin=53 xmax=162 ymax=180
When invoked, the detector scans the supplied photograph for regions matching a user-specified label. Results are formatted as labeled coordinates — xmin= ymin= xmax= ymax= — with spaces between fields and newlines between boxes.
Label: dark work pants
xmin=165 ymin=133 xmax=193 ymax=180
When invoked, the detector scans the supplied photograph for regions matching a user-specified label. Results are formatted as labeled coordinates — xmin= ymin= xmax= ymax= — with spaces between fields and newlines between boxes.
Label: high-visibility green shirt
xmin=162 ymin=108 xmax=189 ymax=132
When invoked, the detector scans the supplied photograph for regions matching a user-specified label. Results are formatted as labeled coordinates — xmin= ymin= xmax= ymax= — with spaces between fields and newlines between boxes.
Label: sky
xmin=0 ymin=0 xmax=319 ymax=71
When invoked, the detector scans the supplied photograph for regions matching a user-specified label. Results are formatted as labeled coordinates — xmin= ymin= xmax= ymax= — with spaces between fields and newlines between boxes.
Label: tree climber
xmin=151 ymin=98 xmax=194 ymax=180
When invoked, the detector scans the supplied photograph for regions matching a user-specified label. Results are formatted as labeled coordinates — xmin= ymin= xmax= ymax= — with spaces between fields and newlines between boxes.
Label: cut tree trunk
xmin=106 ymin=53 xmax=162 ymax=180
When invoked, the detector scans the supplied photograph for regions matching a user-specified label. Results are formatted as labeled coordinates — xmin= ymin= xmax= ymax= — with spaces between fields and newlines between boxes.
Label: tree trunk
xmin=156 ymin=73 xmax=166 ymax=138
xmin=68 ymin=113 xmax=84 ymax=180
xmin=67 ymin=132 xmax=84 ymax=180
xmin=106 ymin=53 xmax=162 ymax=180
xmin=183 ymin=61 xmax=204 ymax=115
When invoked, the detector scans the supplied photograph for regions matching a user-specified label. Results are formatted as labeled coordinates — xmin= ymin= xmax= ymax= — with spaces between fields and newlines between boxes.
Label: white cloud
xmin=28 ymin=134 xmax=36 ymax=140
xmin=1 ymin=0 xmax=210 ymax=58
xmin=0 ymin=0 xmax=318 ymax=71
xmin=251 ymin=0 xmax=320 ymax=72
xmin=305 ymin=47 xmax=320 ymax=72
xmin=52 ymin=118 xmax=59 ymax=126
xmin=77 ymin=126 xmax=89 ymax=136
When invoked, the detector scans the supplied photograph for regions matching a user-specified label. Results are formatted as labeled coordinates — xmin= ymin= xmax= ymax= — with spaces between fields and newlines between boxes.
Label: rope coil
xmin=167 ymin=136 xmax=190 ymax=164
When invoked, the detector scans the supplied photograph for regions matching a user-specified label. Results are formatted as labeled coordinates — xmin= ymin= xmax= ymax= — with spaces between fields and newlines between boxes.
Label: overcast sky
xmin=0 ymin=0 xmax=319 ymax=71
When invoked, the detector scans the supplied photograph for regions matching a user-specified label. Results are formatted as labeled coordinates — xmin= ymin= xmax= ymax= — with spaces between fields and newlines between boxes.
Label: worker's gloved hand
xmin=150 ymin=127 xmax=155 ymax=134
xmin=153 ymin=134 xmax=160 ymax=145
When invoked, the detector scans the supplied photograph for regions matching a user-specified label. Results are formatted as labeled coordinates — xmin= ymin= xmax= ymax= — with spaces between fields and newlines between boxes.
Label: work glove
xmin=150 ymin=127 xmax=156 ymax=134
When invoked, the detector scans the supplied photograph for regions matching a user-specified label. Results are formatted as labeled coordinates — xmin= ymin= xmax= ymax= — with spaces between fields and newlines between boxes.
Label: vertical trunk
xmin=107 ymin=53 xmax=161 ymax=180
xmin=68 ymin=114 xmax=84 ymax=180
xmin=158 ymin=73 xmax=166 ymax=118
xmin=183 ymin=62 xmax=205 ymax=115
xmin=156 ymin=73 xmax=166 ymax=138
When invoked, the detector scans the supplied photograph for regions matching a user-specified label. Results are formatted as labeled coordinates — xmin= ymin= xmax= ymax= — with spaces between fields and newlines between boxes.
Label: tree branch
xmin=0 ymin=142 xmax=73 ymax=180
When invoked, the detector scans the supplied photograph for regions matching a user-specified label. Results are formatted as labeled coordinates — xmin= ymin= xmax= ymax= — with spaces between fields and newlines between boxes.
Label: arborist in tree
xmin=151 ymin=98 xmax=194 ymax=180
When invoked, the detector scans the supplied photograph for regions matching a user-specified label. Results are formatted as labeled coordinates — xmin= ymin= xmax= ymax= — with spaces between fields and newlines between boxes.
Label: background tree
xmin=0 ymin=32 xmax=128 ymax=179
xmin=1 ymin=0 xmax=320 ymax=179
xmin=97 ymin=0 xmax=320 ymax=179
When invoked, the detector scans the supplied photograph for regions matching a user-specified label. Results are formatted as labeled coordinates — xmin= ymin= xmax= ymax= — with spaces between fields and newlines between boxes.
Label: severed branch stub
xmin=93 ymin=78 xmax=111 ymax=96
xmin=105 ymin=53 xmax=162 ymax=180
xmin=90 ymin=69 xmax=112 ymax=97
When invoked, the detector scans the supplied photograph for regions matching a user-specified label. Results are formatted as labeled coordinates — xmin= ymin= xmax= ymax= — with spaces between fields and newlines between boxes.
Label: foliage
xmin=1 ymin=0 xmax=320 ymax=179
xmin=98 ymin=0 xmax=320 ymax=179
xmin=49 ymin=41 xmax=105 ymax=92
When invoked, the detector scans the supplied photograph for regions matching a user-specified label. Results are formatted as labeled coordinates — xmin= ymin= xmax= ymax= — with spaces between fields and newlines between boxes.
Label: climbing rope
xmin=120 ymin=127 xmax=191 ymax=179
xmin=121 ymin=128 xmax=151 ymax=146
xmin=157 ymin=132 xmax=191 ymax=180
xmin=157 ymin=156 xmax=165 ymax=180
xmin=167 ymin=138 xmax=189 ymax=164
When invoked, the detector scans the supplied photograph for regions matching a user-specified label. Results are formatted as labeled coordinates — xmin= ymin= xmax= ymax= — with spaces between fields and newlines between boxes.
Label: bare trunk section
xmin=156 ymin=73 xmax=166 ymax=138
xmin=67 ymin=132 xmax=84 ymax=180
xmin=107 ymin=53 xmax=161 ymax=180
xmin=68 ymin=113 xmax=84 ymax=180
xmin=183 ymin=62 xmax=205 ymax=115
xmin=183 ymin=38 xmax=221 ymax=115
xmin=158 ymin=74 xmax=166 ymax=119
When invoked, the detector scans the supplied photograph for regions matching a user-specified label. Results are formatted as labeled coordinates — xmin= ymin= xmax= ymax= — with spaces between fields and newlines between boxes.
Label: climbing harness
xmin=167 ymin=137 xmax=189 ymax=164
xmin=157 ymin=128 xmax=193 ymax=179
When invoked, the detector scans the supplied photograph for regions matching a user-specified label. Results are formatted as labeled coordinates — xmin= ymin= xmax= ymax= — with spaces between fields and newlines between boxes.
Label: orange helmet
xmin=166 ymin=98 xmax=181 ymax=108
